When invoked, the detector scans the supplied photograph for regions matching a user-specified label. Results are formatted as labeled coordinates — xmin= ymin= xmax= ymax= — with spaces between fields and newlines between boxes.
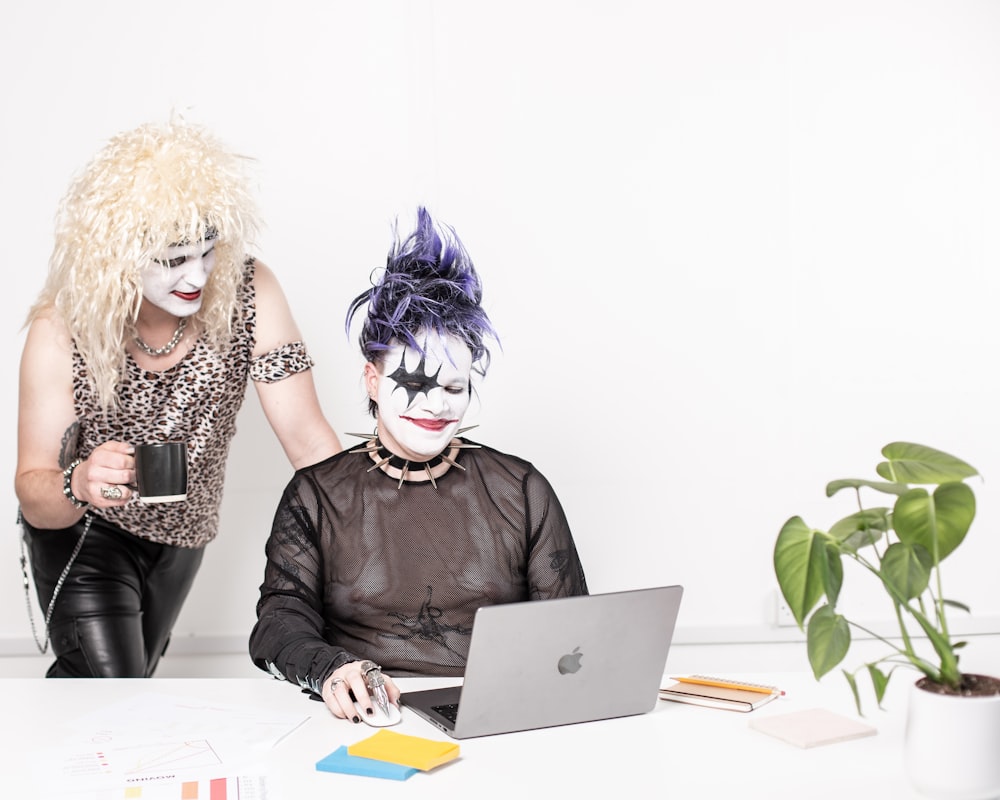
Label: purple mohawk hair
xmin=346 ymin=207 xmax=498 ymax=380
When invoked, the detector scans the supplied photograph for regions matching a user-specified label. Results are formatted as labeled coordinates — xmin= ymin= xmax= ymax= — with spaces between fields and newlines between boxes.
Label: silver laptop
xmin=400 ymin=585 xmax=683 ymax=739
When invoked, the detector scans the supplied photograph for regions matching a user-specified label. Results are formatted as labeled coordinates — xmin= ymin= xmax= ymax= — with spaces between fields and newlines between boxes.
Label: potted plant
xmin=774 ymin=442 xmax=1000 ymax=799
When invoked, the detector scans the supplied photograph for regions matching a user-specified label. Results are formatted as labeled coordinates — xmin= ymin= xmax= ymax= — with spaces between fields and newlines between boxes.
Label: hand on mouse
xmin=353 ymin=697 xmax=402 ymax=727
xmin=322 ymin=659 xmax=402 ymax=724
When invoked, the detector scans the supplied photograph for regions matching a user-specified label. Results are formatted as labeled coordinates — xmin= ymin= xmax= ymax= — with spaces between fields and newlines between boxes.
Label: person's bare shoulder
xmin=248 ymin=260 xmax=303 ymax=354
xmin=22 ymin=305 xmax=74 ymax=363
xmin=250 ymin=259 xmax=279 ymax=292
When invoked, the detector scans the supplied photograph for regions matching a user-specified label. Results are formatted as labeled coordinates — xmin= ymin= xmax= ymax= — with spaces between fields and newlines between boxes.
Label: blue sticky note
xmin=316 ymin=746 xmax=419 ymax=781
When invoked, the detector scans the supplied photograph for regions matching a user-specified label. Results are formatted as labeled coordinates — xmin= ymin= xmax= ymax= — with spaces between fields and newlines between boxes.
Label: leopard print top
xmin=72 ymin=260 xmax=315 ymax=548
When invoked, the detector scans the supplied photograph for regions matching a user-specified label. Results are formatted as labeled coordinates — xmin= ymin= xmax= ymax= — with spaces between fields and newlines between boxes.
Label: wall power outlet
xmin=774 ymin=590 xmax=798 ymax=627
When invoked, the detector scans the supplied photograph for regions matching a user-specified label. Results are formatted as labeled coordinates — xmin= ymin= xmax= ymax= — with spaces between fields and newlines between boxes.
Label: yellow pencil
xmin=670 ymin=675 xmax=785 ymax=696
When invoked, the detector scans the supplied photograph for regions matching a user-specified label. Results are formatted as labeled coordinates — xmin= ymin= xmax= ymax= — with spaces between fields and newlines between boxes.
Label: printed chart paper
xmin=32 ymin=692 xmax=305 ymax=798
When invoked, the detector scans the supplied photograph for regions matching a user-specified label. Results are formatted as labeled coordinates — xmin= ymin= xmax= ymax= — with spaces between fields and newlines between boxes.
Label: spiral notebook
xmin=659 ymin=677 xmax=781 ymax=712
xmin=401 ymin=586 xmax=684 ymax=739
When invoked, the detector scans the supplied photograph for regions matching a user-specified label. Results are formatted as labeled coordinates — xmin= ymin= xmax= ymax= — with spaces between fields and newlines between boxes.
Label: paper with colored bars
xmin=31 ymin=692 xmax=305 ymax=799
xmin=29 ymin=768 xmax=271 ymax=800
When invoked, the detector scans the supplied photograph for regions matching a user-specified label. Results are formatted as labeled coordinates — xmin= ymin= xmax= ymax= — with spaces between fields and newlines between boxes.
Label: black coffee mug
xmin=134 ymin=442 xmax=188 ymax=503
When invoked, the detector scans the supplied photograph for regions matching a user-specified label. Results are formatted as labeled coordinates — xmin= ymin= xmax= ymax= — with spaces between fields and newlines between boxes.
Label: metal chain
xmin=134 ymin=316 xmax=188 ymax=356
xmin=19 ymin=511 xmax=93 ymax=654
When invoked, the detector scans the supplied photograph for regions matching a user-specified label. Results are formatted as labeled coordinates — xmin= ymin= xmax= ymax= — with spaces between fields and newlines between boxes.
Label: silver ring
xmin=358 ymin=659 xmax=381 ymax=676
xmin=358 ymin=660 xmax=385 ymax=689
xmin=100 ymin=486 xmax=123 ymax=500
xmin=329 ymin=678 xmax=344 ymax=692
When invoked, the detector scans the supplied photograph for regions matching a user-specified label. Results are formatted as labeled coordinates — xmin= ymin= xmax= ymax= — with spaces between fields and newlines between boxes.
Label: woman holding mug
xmin=16 ymin=118 xmax=342 ymax=678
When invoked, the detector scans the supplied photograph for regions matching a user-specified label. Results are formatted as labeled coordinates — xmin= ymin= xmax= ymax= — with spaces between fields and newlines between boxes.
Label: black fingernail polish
xmin=366 ymin=707 xmax=374 ymax=715
xmin=352 ymin=715 xmax=360 ymax=723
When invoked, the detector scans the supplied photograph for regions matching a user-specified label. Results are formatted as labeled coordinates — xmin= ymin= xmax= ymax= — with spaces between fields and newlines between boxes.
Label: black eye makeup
xmin=387 ymin=349 xmax=471 ymax=408
xmin=153 ymin=244 xmax=215 ymax=269
xmin=154 ymin=254 xmax=189 ymax=269
xmin=388 ymin=352 xmax=444 ymax=406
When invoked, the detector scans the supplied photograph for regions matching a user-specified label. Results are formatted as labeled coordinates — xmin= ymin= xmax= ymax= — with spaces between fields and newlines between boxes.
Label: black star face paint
xmin=387 ymin=351 xmax=445 ymax=407
xmin=373 ymin=331 xmax=473 ymax=461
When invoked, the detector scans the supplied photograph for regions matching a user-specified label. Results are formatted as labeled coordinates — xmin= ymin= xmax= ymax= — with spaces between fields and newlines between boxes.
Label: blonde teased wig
xmin=28 ymin=117 xmax=260 ymax=412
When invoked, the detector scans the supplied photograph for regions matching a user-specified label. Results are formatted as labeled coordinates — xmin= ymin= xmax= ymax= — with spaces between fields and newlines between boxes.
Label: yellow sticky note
xmin=348 ymin=729 xmax=460 ymax=771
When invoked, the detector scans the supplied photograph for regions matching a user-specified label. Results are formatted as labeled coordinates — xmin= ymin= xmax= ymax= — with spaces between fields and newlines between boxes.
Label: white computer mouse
xmin=354 ymin=699 xmax=403 ymax=727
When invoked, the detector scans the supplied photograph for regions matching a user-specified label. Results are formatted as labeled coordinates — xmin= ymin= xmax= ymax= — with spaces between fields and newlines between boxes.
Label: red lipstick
xmin=403 ymin=417 xmax=456 ymax=431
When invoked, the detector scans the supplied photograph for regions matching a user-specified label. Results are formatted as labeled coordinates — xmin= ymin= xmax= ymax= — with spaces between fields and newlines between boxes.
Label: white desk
xmin=2 ymin=673 xmax=925 ymax=799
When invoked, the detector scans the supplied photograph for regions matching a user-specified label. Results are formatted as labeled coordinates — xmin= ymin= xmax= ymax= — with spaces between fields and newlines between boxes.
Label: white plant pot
xmin=904 ymin=677 xmax=1000 ymax=799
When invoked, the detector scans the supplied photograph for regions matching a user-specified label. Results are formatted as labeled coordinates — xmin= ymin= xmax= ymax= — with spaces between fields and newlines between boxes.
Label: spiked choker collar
xmin=376 ymin=445 xmax=446 ymax=471
xmin=346 ymin=428 xmax=480 ymax=489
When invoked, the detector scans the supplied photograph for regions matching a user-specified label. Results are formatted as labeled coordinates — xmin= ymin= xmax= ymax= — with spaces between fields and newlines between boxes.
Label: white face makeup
xmin=367 ymin=330 xmax=473 ymax=461
xmin=141 ymin=240 xmax=217 ymax=317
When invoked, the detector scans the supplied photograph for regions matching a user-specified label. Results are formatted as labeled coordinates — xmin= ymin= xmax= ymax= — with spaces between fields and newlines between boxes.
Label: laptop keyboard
xmin=432 ymin=703 xmax=460 ymax=723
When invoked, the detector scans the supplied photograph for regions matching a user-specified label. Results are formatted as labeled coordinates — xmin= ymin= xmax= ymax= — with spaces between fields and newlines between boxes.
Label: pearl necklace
xmin=134 ymin=317 xmax=188 ymax=356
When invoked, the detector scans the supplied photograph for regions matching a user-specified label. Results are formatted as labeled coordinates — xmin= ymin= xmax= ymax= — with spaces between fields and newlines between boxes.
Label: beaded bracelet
xmin=62 ymin=458 xmax=87 ymax=509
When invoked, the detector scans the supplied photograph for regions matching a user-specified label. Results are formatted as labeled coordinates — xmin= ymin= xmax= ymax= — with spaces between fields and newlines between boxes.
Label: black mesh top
xmin=249 ymin=438 xmax=588 ymax=692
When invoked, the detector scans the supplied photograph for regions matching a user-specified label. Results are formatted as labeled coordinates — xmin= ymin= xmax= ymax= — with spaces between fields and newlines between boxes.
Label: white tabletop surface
xmin=1 ymin=672 xmax=925 ymax=799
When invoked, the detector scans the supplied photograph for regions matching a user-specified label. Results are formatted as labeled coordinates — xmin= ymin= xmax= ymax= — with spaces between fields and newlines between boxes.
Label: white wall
xmin=3 ymin=1 xmax=1000 ymax=665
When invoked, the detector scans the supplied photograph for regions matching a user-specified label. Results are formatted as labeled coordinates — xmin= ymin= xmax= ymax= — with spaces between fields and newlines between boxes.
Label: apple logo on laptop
xmin=557 ymin=646 xmax=583 ymax=675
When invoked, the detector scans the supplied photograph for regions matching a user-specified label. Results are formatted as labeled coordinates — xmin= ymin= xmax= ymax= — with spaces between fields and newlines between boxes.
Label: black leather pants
xmin=22 ymin=512 xmax=204 ymax=678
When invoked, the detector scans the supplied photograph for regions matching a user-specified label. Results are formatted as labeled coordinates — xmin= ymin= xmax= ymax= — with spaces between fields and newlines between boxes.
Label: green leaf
xmin=928 ymin=483 xmax=976 ymax=561
xmin=899 ymin=604 xmax=961 ymax=687
xmin=942 ymin=598 xmax=971 ymax=614
xmin=829 ymin=508 xmax=890 ymax=551
xmin=843 ymin=669 xmax=862 ymax=716
xmin=826 ymin=479 xmax=910 ymax=498
xmin=806 ymin=604 xmax=850 ymax=679
xmin=819 ymin=541 xmax=844 ymax=607
xmin=876 ymin=442 xmax=978 ymax=484
xmin=774 ymin=517 xmax=834 ymax=627
xmin=774 ymin=518 xmax=822 ymax=627
xmin=880 ymin=542 xmax=932 ymax=601
xmin=867 ymin=664 xmax=890 ymax=708
xmin=893 ymin=484 xmax=975 ymax=564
